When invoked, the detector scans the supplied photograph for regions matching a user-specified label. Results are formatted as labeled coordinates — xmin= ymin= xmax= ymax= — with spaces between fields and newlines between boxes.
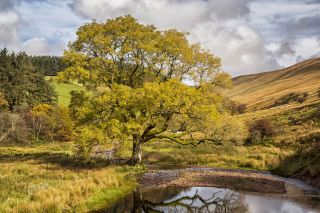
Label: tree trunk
xmin=129 ymin=140 xmax=143 ymax=165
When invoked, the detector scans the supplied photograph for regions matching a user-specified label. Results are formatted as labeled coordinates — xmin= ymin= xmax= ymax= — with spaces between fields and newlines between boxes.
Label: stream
xmin=99 ymin=168 xmax=320 ymax=213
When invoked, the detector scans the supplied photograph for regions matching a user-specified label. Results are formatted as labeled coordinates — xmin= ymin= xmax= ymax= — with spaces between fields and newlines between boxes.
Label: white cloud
xmin=0 ymin=11 xmax=20 ymax=44
xmin=21 ymin=37 xmax=65 ymax=56
xmin=0 ymin=0 xmax=319 ymax=75
xmin=295 ymin=37 xmax=320 ymax=58
xmin=191 ymin=23 xmax=279 ymax=74
xmin=266 ymin=37 xmax=320 ymax=67
xmin=0 ymin=0 xmax=82 ymax=56
xmin=70 ymin=0 xmax=281 ymax=75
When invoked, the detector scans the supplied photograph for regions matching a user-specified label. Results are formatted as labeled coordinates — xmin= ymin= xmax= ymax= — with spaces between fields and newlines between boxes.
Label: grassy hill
xmin=45 ymin=76 xmax=84 ymax=105
xmin=225 ymin=57 xmax=320 ymax=110
xmin=53 ymin=82 xmax=84 ymax=105
xmin=224 ymin=57 xmax=320 ymax=186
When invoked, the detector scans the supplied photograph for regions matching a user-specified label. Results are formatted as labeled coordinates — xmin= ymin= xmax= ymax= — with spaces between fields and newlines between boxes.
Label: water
xmin=102 ymin=186 xmax=320 ymax=213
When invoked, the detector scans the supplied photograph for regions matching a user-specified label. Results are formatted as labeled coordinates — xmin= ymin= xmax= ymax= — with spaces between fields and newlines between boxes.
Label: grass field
xmin=53 ymin=82 xmax=84 ymax=106
xmin=143 ymin=142 xmax=290 ymax=171
xmin=45 ymin=76 xmax=84 ymax=106
xmin=0 ymin=143 xmax=137 ymax=212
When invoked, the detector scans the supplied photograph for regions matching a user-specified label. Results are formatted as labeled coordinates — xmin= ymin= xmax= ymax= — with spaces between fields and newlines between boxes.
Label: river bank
xmin=139 ymin=167 xmax=319 ymax=196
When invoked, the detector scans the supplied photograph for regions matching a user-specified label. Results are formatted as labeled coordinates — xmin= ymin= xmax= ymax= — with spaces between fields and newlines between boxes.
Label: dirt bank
xmin=139 ymin=167 xmax=313 ymax=194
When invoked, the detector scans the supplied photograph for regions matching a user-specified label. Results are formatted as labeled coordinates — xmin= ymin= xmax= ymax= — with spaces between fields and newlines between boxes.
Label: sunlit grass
xmin=45 ymin=76 xmax=84 ymax=106
xmin=0 ymin=143 xmax=137 ymax=212
xmin=143 ymin=142 xmax=291 ymax=171
xmin=53 ymin=82 xmax=84 ymax=106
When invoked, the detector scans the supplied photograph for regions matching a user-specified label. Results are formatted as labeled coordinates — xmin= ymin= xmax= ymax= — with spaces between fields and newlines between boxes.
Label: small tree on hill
xmin=248 ymin=119 xmax=276 ymax=144
xmin=237 ymin=104 xmax=247 ymax=114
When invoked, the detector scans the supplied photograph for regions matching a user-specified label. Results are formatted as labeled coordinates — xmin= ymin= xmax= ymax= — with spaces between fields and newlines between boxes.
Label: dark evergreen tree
xmin=0 ymin=48 xmax=57 ymax=111
xmin=29 ymin=55 xmax=66 ymax=76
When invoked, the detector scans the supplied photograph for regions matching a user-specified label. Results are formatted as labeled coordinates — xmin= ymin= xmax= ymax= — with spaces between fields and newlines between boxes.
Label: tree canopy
xmin=59 ymin=15 xmax=224 ymax=89
xmin=61 ymin=15 xmax=235 ymax=164
xmin=29 ymin=55 xmax=66 ymax=76
xmin=0 ymin=48 xmax=56 ymax=111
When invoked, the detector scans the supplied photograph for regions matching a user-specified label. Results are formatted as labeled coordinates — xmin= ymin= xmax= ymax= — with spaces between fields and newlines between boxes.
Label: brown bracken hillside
xmin=226 ymin=57 xmax=320 ymax=110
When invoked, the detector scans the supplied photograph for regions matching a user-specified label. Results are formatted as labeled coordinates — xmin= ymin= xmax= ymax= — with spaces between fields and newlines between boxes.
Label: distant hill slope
xmin=225 ymin=57 xmax=320 ymax=110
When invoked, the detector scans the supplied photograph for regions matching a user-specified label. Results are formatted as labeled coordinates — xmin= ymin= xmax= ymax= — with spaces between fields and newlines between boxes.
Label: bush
xmin=209 ymin=115 xmax=247 ymax=145
xmin=273 ymin=92 xmax=308 ymax=106
xmin=74 ymin=125 xmax=105 ymax=161
xmin=224 ymin=99 xmax=247 ymax=115
xmin=0 ymin=112 xmax=31 ymax=145
xmin=28 ymin=104 xmax=74 ymax=142
xmin=237 ymin=104 xmax=247 ymax=114
xmin=246 ymin=119 xmax=276 ymax=145
xmin=297 ymin=92 xmax=308 ymax=104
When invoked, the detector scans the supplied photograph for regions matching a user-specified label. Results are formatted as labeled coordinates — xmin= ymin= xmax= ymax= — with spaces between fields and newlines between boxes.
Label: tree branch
xmin=153 ymin=134 xmax=221 ymax=146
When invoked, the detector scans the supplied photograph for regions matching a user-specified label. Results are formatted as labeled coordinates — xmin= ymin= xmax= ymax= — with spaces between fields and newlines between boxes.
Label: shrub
xmin=246 ymin=119 xmax=276 ymax=145
xmin=273 ymin=92 xmax=308 ymax=106
xmin=28 ymin=104 xmax=74 ymax=142
xmin=297 ymin=92 xmax=308 ymax=104
xmin=209 ymin=115 xmax=247 ymax=145
xmin=237 ymin=104 xmax=247 ymax=114
xmin=74 ymin=125 xmax=105 ymax=161
xmin=224 ymin=99 xmax=247 ymax=115
xmin=0 ymin=112 xmax=31 ymax=144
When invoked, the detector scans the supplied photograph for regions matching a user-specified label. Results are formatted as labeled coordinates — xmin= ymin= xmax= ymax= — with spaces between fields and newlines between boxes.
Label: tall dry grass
xmin=0 ymin=144 xmax=136 ymax=213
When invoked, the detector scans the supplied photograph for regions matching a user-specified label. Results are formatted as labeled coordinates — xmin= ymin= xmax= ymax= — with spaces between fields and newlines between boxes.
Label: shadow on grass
xmin=0 ymin=151 xmax=130 ymax=170
xmin=272 ymin=144 xmax=320 ymax=186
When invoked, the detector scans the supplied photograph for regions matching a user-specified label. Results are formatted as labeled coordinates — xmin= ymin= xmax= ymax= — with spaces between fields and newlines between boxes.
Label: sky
xmin=0 ymin=0 xmax=319 ymax=76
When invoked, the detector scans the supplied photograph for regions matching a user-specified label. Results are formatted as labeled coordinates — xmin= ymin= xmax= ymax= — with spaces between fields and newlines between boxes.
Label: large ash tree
xmin=60 ymin=15 xmax=232 ymax=165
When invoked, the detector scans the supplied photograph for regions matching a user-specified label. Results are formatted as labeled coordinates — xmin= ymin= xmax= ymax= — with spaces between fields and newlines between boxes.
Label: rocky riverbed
xmin=139 ymin=167 xmax=319 ymax=196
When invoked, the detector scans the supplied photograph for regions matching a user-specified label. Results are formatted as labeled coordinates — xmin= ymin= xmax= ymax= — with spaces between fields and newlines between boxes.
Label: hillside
xmin=226 ymin=57 xmax=320 ymax=110
xmin=45 ymin=76 xmax=84 ymax=105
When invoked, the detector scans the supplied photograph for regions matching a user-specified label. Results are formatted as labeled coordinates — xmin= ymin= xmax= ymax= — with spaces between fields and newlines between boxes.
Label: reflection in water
xmin=134 ymin=187 xmax=249 ymax=213
xmin=102 ymin=187 xmax=320 ymax=213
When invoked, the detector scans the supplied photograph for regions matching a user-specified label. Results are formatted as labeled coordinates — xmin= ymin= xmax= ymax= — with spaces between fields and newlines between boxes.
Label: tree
xmin=61 ymin=16 xmax=231 ymax=165
xmin=209 ymin=116 xmax=247 ymax=145
xmin=0 ymin=48 xmax=57 ymax=110
xmin=237 ymin=104 xmax=247 ymax=114
xmin=29 ymin=104 xmax=74 ymax=142
xmin=71 ymin=80 xmax=226 ymax=164
xmin=29 ymin=55 xmax=66 ymax=76
xmin=58 ymin=15 xmax=222 ymax=89
xmin=0 ymin=112 xmax=31 ymax=144
xmin=247 ymin=119 xmax=276 ymax=144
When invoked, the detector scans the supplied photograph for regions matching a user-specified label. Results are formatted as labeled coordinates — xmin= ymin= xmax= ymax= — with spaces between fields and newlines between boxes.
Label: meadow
xmin=0 ymin=143 xmax=137 ymax=212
